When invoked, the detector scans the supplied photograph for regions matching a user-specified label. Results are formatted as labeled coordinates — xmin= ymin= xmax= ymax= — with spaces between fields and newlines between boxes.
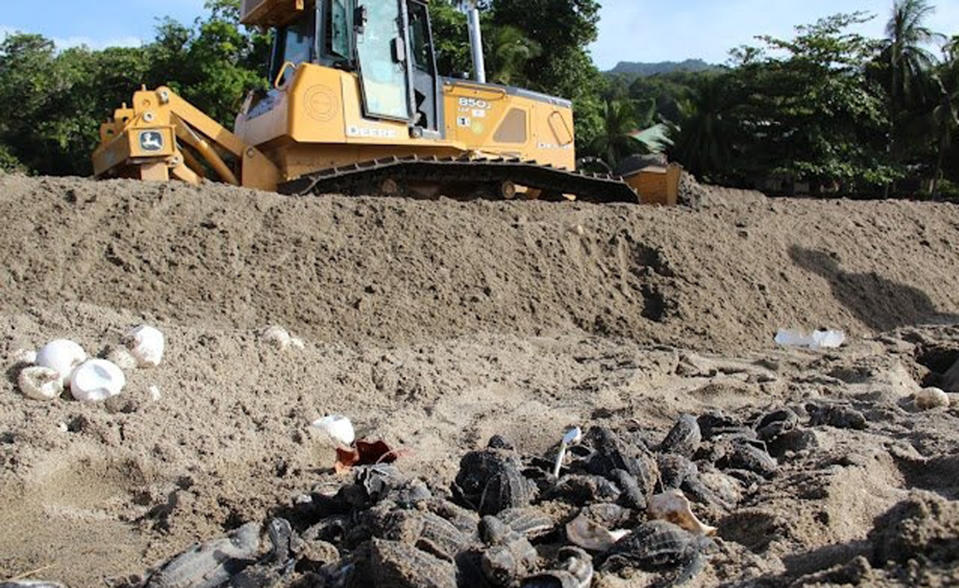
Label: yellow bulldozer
xmin=93 ymin=0 xmax=680 ymax=204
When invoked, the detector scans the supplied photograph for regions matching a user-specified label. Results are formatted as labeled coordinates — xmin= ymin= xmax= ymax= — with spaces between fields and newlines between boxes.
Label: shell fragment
xmin=70 ymin=359 xmax=126 ymax=402
xmin=648 ymin=490 xmax=717 ymax=536
xmin=565 ymin=513 xmax=618 ymax=552
xmin=35 ymin=339 xmax=87 ymax=386
xmin=18 ymin=366 xmax=64 ymax=400
xmin=125 ymin=325 xmax=165 ymax=367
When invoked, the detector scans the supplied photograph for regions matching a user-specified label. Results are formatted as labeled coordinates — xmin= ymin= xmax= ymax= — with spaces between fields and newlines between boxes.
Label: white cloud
xmin=51 ymin=35 xmax=143 ymax=50
xmin=0 ymin=25 xmax=142 ymax=50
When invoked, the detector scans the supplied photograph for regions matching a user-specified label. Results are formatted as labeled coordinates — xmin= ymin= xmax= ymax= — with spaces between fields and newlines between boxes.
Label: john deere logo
xmin=139 ymin=131 xmax=164 ymax=152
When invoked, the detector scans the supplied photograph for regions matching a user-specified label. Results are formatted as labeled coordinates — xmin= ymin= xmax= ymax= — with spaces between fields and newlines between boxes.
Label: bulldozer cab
xmin=255 ymin=0 xmax=442 ymax=137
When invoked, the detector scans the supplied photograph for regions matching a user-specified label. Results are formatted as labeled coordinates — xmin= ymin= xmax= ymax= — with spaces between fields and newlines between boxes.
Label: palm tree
xmin=882 ymin=0 xmax=945 ymax=156
xmin=930 ymin=42 xmax=958 ymax=196
xmin=588 ymin=98 xmax=671 ymax=171
xmin=486 ymin=25 xmax=541 ymax=87
xmin=672 ymin=75 xmax=737 ymax=179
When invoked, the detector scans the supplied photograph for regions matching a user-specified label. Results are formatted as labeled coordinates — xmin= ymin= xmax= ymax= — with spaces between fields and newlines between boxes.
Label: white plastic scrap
xmin=70 ymin=359 xmax=126 ymax=402
xmin=149 ymin=385 xmax=162 ymax=402
xmin=553 ymin=426 xmax=583 ymax=478
xmin=35 ymin=339 xmax=87 ymax=385
xmin=18 ymin=366 xmax=64 ymax=400
xmin=312 ymin=415 xmax=356 ymax=447
xmin=774 ymin=329 xmax=845 ymax=350
xmin=125 ymin=325 xmax=165 ymax=367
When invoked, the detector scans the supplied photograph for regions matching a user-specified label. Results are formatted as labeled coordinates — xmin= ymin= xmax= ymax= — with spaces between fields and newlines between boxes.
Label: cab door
xmin=355 ymin=1 xmax=412 ymax=121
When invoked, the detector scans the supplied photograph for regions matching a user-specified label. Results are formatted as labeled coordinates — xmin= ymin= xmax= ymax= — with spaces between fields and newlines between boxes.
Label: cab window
xmin=326 ymin=0 xmax=350 ymax=59
xmin=272 ymin=10 xmax=316 ymax=82
xmin=408 ymin=2 xmax=431 ymax=71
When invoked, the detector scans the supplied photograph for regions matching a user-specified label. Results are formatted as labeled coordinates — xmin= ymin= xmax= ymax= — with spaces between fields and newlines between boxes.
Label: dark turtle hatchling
xmin=755 ymin=408 xmax=799 ymax=442
xmin=657 ymin=453 xmax=698 ymax=490
xmin=496 ymin=507 xmax=558 ymax=540
xmin=521 ymin=546 xmax=594 ymax=588
xmin=603 ymin=520 xmax=712 ymax=586
xmin=422 ymin=498 xmax=482 ymax=536
xmin=146 ymin=522 xmax=262 ymax=588
xmin=806 ymin=403 xmax=867 ymax=430
xmin=610 ymin=469 xmax=648 ymax=510
xmin=368 ymin=507 xmax=473 ymax=562
xmin=697 ymin=411 xmax=754 ymax=442
xmin=230 ymin=518 xmax=303 ymax=587
xmin=547 ymin=474 xmax=621 ymax=506
xmin=579 ymin=502 xmax=632 ymax=529
xmin=584 ymin=428 xmax=660 ymax=497
xmin=369 ymin=538 xmax=458 ymax=588
xmin=659 ymin=415 xmax=702 ymax=459
xmin=479 ymin=460 xmax=536 ymax=515
xmin=454 ymin=448 xmax=525 ymax=511
xmin=718 ymin=439 xmax=777 ymax=478
xmin=480 ymin=515 xmax=540 ymax=586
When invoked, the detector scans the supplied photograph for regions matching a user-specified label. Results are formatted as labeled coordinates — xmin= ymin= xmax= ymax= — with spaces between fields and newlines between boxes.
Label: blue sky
xmin=1 ymin=1 xmax=956 ymax=67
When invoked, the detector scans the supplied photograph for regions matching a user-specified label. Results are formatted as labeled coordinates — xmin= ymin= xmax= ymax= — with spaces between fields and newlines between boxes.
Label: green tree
xmin=148 ymin=0 xmax=271 ymax=126
xmin=678 ymin=14 xmax=896 ymax=190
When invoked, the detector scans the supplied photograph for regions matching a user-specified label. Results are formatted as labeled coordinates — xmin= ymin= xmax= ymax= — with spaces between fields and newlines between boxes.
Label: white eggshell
xmin=262 ymin=325 xmax=292 ymax=350
xmin=36 ymin=339 xmax=87 ymax=385
xmin=18 ymin=366 xmax=64 ymax=400
xmin=915 ymin=387 xmax=949 ymax=410
xmin=126 ymin=325 xmax=165 ymax=367
xmin=312 ymin=415 xmax=355 ymax=447
xmin=70 ymin=359 xmax=126 ymax=402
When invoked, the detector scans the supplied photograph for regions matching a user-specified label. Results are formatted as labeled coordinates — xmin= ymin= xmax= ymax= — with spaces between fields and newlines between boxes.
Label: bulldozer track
xmin=278 ymin=155 xmax=640 ymax=203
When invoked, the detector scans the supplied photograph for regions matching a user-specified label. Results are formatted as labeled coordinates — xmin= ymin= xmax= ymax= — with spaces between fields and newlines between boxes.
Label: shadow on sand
xmin=788 ymin=246 xmax=958 ymax=331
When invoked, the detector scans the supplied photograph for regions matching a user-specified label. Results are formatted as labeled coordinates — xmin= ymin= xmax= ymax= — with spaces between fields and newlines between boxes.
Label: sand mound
xmin=1 ymin=175 xmax=957 ymax=352
xmin=0 ymin=174 xmax=957 ymax=585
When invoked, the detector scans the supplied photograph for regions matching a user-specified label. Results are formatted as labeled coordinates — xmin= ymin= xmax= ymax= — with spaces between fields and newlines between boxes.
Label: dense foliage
xmin=0 ymin=0 xmax=954 ymax=197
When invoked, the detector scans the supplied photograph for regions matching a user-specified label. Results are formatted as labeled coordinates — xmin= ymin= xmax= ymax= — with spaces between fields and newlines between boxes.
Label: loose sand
xmin=0 ymin=174 xmax=957 ymax=585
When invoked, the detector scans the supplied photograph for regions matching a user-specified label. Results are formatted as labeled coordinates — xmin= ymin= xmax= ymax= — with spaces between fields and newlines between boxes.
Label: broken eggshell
xmin=18 ymin=366 xmax=64 ymax=400
xmin=125 ymin=325 xmax=165 ymax=367
xmin=70 ymin=359 xmax=126 ymax=402
xmin=312 ymin=415 xmax=356 ymax=447
xmin=261 ymin=325 xmax=292 ymax=350
xmin=35 ymin=339 xmax=87 ymax=386
xmin=647 ymin=489 xmax=717 ymax=536
xmin=565 ymin=513 xmax=622 ymax=552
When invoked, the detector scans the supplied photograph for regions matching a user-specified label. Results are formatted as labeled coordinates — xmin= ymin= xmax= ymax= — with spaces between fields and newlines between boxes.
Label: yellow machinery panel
xmin=233 ymin=63 xmax=577 ymax=182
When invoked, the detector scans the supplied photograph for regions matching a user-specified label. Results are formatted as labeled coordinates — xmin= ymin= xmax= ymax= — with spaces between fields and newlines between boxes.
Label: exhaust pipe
xmin=466 ymin=1 xmax=486 ymax=83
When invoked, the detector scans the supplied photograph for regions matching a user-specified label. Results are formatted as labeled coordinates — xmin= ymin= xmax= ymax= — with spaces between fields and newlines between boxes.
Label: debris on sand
xmin=774 ymin=329 xmax=845 ymax=349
